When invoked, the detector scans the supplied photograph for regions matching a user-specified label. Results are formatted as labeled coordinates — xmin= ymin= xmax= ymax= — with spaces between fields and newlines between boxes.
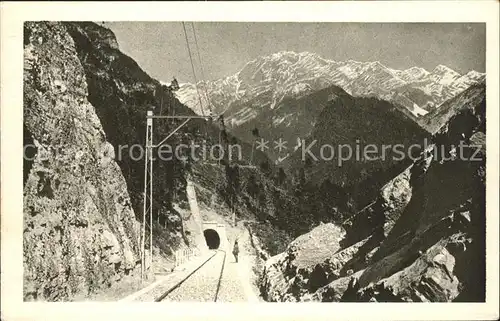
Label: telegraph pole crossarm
xmin=147 ymin=115 xmax=212 ymax=119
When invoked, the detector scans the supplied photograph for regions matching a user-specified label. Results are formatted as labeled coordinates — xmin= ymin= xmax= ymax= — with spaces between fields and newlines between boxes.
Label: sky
xmin=106 ymin=22 xmax=485 ymax=84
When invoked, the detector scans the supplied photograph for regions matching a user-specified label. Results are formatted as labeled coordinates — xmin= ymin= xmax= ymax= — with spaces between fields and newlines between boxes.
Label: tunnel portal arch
xmin=201 ymin=221 xmax=228 ymax=251
xmin=203 ymin=229 xmax=221 ymax=249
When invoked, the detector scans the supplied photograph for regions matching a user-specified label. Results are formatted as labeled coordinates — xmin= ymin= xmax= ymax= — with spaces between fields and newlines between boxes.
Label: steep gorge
xmin=259 ymin=84 xmax=486 ymax=302
xmin=22 ymin=21 xmax=487 ymax=303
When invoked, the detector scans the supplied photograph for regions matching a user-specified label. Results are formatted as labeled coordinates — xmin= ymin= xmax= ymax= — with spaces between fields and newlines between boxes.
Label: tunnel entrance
xmin=203 ymin=229 xmax=220 ymax=249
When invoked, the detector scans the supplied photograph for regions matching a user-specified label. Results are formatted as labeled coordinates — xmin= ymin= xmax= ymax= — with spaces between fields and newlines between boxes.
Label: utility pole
xmin=141 ymin=110 xmax=153 ymax=281
xmin=149 ymin=111 xmax=153 ymax=276
xmin=140 ymin=110 xmax=214 ymax=281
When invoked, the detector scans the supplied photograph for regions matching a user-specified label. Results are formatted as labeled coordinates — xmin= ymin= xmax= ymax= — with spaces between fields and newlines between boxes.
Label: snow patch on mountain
xmin=410 ymin=103 xmax=429 ymax=117
xmin=431 ymin=64 xmax=462 ymax=85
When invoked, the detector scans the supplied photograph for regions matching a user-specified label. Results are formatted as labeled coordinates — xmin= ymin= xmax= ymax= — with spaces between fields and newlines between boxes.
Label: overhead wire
xmin=182 ymin=21 xmax=236 ymax=215
xmin=189 ymin=22 xmax=213 ymax=141
xmin=182 ymin=22 xmax=206 ymax=117
xmin=191 ymin=22 xmax=213 ymax=116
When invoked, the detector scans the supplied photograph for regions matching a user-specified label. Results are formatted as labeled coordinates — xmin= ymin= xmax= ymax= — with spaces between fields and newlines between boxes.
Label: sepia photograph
xmin=1 ymin=1 xmax=499 ymax=321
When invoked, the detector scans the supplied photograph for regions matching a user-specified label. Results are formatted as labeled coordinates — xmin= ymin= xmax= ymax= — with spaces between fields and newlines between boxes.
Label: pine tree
xmin=170 ymin=77 xmax=180 ymax=91
xmin=277 ymin=167 xmax=286 ymax=185
xmin=246 ymin=173 xmax=258 ymax=198
xmin=260 ymin=160 xmax=272 ymax=177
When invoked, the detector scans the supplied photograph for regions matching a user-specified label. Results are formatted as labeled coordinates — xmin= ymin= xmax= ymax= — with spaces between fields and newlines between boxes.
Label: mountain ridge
xmin=176 ymin=51 xmax=484 ymax=126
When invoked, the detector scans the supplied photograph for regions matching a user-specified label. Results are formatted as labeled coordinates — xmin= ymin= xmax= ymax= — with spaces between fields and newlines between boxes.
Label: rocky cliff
xmin=259 ymin=84 xmax=486 ymax=302
xmin=23 ymin=22 xmax=141 ymax=300
xmin=418 ymin=83 xmax=485 ymax=134
xmin=61 ymin=22 xmax=272 ymax=256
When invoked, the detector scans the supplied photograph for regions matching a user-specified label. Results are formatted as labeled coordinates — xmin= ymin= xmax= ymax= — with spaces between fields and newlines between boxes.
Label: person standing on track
xmin=232 ymin=240 xmax=239 ymax=263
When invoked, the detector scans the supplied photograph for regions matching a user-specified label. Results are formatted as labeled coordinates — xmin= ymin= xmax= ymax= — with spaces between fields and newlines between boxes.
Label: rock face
xmin=61 ymin=22 xmax=193 ymax=258
xmin=259 ymin=84 xmax=486 ymax=302
xmin=418 ymin=83 xmax=485 ymax=134
xmin=260 ymin=223 xmax=345 ymax=301
xmin=60 ymin=22 xmax=272 ymax=260
xmin=23 ymin=22 xmax=140 ymax=301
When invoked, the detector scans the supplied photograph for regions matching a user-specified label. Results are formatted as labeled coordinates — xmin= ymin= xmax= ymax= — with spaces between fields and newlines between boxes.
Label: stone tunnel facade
xmin=201 ymin=221 xmax=228 ymax=251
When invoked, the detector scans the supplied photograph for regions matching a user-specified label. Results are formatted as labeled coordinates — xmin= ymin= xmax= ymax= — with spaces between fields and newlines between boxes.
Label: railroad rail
xmin=155 ymin=250 xmax=227 ymax=302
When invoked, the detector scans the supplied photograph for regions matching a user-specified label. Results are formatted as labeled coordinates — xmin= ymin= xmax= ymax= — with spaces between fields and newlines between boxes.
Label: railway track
xmin=155 ymin=250 xmax=227 ymax=302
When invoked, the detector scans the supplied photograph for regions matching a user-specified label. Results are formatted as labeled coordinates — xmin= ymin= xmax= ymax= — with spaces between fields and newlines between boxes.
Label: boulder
xmin=260 ymin=223 xmax=347 ymax=301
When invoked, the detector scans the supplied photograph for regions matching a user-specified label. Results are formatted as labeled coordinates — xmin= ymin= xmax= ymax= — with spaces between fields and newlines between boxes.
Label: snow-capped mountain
xmin=175 ymin=51 xmax=485 ymax=126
